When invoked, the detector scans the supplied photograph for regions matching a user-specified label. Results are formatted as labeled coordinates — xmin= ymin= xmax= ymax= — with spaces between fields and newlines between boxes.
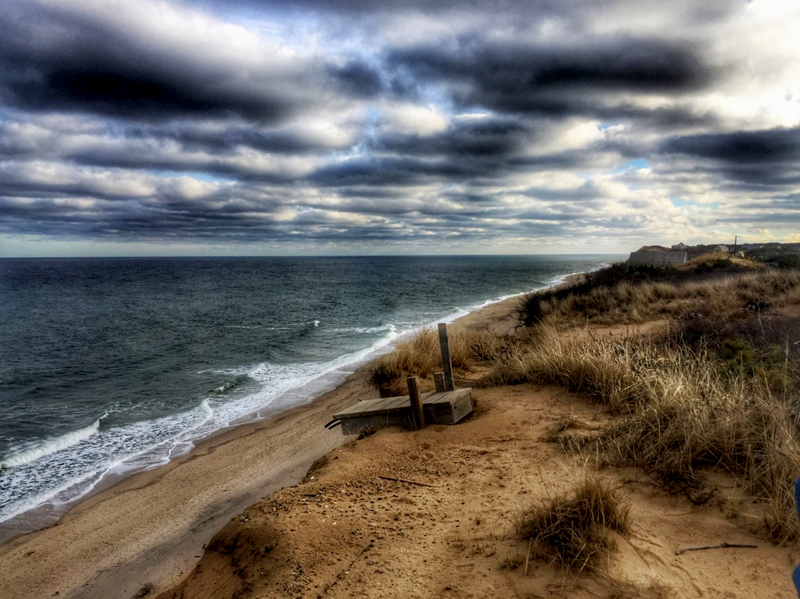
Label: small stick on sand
xmin=523 ymin=538 xmax=532 ymax=576
xmin=378 ymin=475 xmax=436 ymax=487
xmin=675 ymin=542 xmax=758 ymax=556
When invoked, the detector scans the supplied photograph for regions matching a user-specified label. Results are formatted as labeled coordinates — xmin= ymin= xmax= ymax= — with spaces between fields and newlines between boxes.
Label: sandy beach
xmin=0 ymin=281 xmax=530 ymax=599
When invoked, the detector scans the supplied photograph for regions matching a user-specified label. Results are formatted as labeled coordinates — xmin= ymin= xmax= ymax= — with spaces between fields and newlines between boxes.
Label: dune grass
xmin=518 ymin=267 xmax=800 ymax=328
xmin=367 ymin=327 xmax=515 ymax=395
xmin=491 ymin=324 xmax=800 ymax=542
xmin=516 ymin=475 xmax=630 ymax=574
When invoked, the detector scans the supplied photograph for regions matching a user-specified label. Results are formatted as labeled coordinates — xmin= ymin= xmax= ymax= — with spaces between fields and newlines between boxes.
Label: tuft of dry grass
xmin=517 ymin=475 xmax=630 ymax=574
xmin=367 ymin=327 xmax=513 ymax=395
xmin=131 ymin=582 xmax=156 ymax=599
xmin=490 ymin=324 xmax=800 ymax=542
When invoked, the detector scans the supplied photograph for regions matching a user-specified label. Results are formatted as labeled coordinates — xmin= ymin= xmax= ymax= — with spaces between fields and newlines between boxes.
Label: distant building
xmin=715 ymin=245 xmax=729 ymax=252
xmin=628 ymin=250 xmax=688 ymax=268
xmin=671 ymin=242 xmax=686 ymax=250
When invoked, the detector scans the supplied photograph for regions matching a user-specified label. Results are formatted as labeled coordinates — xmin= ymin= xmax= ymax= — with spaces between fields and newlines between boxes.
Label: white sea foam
xmin=1 ymin=414 xmax=106 ymax=469
xmin=0 ymin=400 xmax=214 ymax=524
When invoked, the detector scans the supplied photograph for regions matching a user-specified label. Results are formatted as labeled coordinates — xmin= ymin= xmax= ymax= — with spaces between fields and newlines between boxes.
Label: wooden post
xmin=407 ymin=376 xmax=425 ymax=430
xmin=433 ymin=372 xmax=446 ymax=393
xmin=437 ymin=323 xmax=455 ymax=392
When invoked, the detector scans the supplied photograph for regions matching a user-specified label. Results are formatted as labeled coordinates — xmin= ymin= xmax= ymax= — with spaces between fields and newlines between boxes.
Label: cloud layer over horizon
xmin=1 ymin=0 xmax=799 ymax=256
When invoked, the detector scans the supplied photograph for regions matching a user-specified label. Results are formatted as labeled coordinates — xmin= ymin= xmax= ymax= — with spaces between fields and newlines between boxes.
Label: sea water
xmin=0 ymin=255 xmax=618 ymax=538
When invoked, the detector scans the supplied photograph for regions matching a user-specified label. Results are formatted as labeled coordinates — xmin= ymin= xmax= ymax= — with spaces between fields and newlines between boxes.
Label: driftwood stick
xmin=675 ymin=542 xmax=757 ymax=556
xmin=523 ymin=538 xmax=532 ymax=576
xmin=378 ymin=475 xmax=436 ymax=488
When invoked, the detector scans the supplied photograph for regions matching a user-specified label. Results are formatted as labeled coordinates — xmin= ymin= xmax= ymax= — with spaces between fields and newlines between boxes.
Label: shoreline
xmin=0 ymin=268 xmax=590 ymax=543
xmin=0 ymin=273 xmax=584 ymax=599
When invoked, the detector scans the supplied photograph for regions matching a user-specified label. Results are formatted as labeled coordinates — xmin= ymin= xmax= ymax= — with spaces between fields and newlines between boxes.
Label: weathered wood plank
xmin=382 ymin=395 xmax=410 ymax=410
xmin=438 ymin=323 xmax=455 ymax=392
xmin=429 ymin=390 xmax=462 ymax=404
xmin=334 ymin=397 xmax=404 ymax=418
xmin=334 ymin=400 xmax=379 ymax=417
xmin=434 ymin=372 xmax=446 ymax=393
xmin=407 ymin=376 xmax=425 ymax=430
xmin=334 ymin=388 xmax=473 ymax=429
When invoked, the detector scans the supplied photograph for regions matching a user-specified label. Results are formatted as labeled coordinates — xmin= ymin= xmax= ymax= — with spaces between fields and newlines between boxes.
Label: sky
xmin=0 ymin=0 xmax=799 ymax=257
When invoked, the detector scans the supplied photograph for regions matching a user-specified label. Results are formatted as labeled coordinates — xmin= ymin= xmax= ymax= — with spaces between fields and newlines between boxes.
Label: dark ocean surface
xmin=0 ymin=255 xmax=619 ymax=535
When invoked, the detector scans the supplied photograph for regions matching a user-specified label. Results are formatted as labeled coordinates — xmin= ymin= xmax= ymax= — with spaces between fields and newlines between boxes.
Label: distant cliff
xmin=627 ymin=249 xmax=687 ymax=267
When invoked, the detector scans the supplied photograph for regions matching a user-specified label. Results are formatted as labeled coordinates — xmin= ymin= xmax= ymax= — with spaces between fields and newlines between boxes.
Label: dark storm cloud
xmin=308 ymin=115 xmax=609 ymax=189
xmin=0 ymin=186 xmax=288 ymax=240
xmin=0 ymin=3 xmax=379 ymax=122
xmin=62 ymin=148 xmax=301 ymax=184
xmin=308 ymin=151 xmax=594 ymax=188
xmin=388 ymin=37 xmax=712 ymax=116
xmin=327 ymin=62 xmax=385 ymax=98
xmin=662 ymin=127 xmax=800 ymax=164
xmin=309 ymin=157 xmax=470 ymax=187
xmin=375 ymin=117 xmax=534 ymax=157
xmin=661 ymin=127 xmax=800 ymax=187
xmin=121 ymin=121 xmax=357 ymax=156
xmin=523 ymin=181 xmax=605 ymax=202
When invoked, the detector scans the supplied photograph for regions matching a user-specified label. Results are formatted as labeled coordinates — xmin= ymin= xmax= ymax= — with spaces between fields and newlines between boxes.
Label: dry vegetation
xmin=516 ymin=475 xmax=630 ymax=574
xmin=369 ymin=266 xmax=800 ymax=544
xmin=367 ymin=327 xmax=516 ymax=396
xmin=489 ymin=325 xmax=800 ymax=541
xmin=518 ymin=267 xmax=800 ymax=329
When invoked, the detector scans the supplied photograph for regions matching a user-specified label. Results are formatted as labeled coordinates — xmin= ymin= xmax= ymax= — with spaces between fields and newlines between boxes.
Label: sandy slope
xmin=156 ymin=383 xmax=796 ymax=599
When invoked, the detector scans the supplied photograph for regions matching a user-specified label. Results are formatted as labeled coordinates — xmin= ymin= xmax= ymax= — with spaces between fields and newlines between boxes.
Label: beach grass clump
xmin=490 ymin=325 xmax=800 ymax=542
xmin=517 ymin=475 xmax=629 ymax=574
xmin=367 ymin=327 xmax=511 ymax=395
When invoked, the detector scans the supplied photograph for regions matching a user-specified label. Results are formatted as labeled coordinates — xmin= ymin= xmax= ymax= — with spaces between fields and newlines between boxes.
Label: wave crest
xmin=1 ymin=415 xmax=106 ymax=469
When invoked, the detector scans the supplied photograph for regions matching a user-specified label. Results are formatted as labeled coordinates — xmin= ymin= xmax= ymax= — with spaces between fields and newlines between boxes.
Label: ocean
xmin=0 ymin=255 xmax=618 ymax=538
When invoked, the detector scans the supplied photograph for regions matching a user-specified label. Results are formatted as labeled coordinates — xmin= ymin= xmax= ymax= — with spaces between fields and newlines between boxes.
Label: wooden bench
xmin=333 ymin=388 xmax=473 ymax=435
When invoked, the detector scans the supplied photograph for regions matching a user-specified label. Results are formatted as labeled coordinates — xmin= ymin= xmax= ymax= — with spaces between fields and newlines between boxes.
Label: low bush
xmin=517 ymin=268 xmax=799 ymax=329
